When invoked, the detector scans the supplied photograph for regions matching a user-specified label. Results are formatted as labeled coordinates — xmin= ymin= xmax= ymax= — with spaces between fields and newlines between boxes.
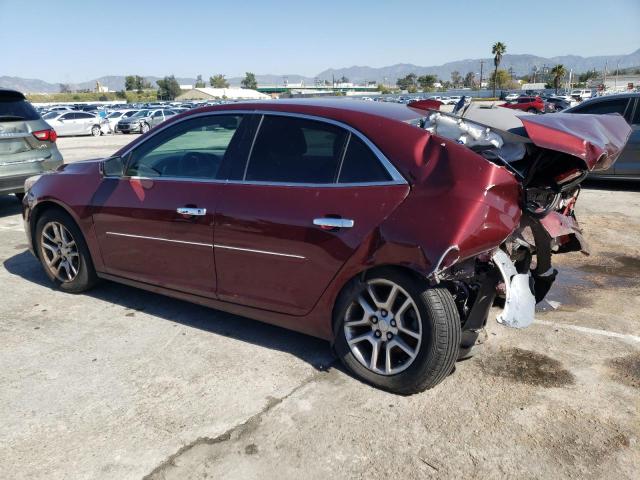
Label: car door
xmin=151 ymin=110 xmax=164 ymax=127
xmin=214 ymin=113 xmax=410 ymax=316
xmin=54 ymin=112 xmax=74 ymax=135
xmin=91 ymin=113 xmax=250 ymax=297
xmin=77 ymin=112 xmax=95 ymax=134
xmin=614 ymin=98 xmax=640 ymax=177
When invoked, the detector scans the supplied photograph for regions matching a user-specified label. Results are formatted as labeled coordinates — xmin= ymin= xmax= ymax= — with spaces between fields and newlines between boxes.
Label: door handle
xmin=313 ymin=218 xmax=354 ymax=229
xmin=177 ymin=207 xmax=207 ymax=216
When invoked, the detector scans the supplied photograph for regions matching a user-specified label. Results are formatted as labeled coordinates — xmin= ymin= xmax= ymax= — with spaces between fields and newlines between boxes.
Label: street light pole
xmin=479 ymin=60 xmax=484 ymax=92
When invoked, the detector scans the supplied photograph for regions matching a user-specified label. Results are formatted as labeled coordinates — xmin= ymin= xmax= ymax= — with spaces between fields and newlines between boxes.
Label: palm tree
xmin=550 ymin=64 xmax=567 ymax=94
xmin=491 ymin=42 xmax=507 ymax=97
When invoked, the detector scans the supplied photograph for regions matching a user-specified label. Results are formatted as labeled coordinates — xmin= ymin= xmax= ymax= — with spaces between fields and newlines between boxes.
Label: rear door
xmin=75 ymin=112 xmax=95 ymax=135
xmin=214 ymin=113 xmax=409 ymax=315
xmin=151 ymin=110 xmax=164 ymax=127
xmin=91 ymin=113 xmax=250 ymax=297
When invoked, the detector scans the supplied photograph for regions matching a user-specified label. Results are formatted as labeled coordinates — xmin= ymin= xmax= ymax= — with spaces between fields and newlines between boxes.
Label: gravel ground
xmin=0 ymin=136 xmax=638 ymax=479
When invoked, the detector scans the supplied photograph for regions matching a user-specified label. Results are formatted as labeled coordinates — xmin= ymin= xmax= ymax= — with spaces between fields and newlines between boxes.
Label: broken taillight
xmin=32 ymin=129 xmax=57 ymax=142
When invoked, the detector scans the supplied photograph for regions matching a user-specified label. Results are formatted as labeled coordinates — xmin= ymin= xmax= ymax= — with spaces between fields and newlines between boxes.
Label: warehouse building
xmin=177 ymin=87 xmax=269 ymax=101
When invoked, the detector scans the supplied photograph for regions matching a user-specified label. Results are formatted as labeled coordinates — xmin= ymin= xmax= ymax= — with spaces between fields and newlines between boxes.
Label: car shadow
xmin=4 ymin=250 xmax=338 ymax=374
xmin=0 ymin=195 xmax=23 ymax=218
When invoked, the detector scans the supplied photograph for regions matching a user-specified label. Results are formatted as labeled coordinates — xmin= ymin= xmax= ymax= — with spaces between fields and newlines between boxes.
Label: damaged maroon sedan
xmin=22 ymin=100 xmax=630 ymax=394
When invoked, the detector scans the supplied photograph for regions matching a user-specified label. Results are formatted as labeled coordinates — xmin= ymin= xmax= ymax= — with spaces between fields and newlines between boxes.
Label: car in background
xmin=544 ymin=96 xmax=572 ymax=112
xmin=116 ymin=109 xmax=176 ymax=134
xmin=44 ymin=111 xmax=108 ymax=137
xmin=501 ymin=95 xmax=545 ymax=113
xmin=504 ymin=93 xmax=519 ymax=101
xmin=564 ymin=92 xmax=639 ymax=180
xmin=570 ymin=89 xmax=592 ymax=101
xmin=104 ymin=110 xmax=138 ymax=133
xmin=0 ymin=89 xmax=63 ymax=200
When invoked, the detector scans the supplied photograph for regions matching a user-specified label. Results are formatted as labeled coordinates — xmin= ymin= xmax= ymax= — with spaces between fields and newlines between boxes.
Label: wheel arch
xmin=29 ymin=200 xmax=84 ymax=259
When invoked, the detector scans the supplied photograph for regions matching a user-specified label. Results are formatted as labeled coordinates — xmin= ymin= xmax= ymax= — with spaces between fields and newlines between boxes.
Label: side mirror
xmin=101 ymin=156 xmax=125 ymax=177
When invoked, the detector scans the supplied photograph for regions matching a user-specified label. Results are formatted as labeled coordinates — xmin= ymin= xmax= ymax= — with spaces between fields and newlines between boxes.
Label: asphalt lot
xmin=1 ymin=134 xmax=639 ymax=479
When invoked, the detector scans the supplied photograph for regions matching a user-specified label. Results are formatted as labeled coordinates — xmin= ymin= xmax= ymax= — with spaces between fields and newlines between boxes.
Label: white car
xmin=43 ymin=111 xmax=108 ymax=137
xmin=104 ymin=109 xmax=138 ymax=133
xmin=504 ymin=93 xmax=519 ymax=101
xmin=570 ymin=89 xmax=592 ymax=100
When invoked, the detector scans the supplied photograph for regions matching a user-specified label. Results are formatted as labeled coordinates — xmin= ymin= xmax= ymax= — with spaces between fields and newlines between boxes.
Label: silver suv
xmin=0 ymin=89 xmax=63 ymax=200
xmin=116 ymin=109 xmax=176 ymax=134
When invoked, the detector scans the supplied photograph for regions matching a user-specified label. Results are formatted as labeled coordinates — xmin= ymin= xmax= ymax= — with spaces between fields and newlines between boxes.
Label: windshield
xmin=106 ymin=112 xmax=122 ymax=118
xmin=0 ymin=98 xmax=40 ymax=121
xmin=131 ymin=110 xmax=149 ymax=118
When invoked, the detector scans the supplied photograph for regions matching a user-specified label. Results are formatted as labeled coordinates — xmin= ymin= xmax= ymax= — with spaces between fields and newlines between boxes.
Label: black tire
xmin=34 ymin=209 xmax=98 ymax=293
xmin=14 ymin=192 xmax=25 ymax=202
xmin=333 ymin=269 xmax=461 ymax=395
xmin=91 ymin=125 xmax=101 ymax=136
xmin=140 ymin=123 xmax=150 ymax=134
xmin=527 ymin=108 xmax=538 ymax=114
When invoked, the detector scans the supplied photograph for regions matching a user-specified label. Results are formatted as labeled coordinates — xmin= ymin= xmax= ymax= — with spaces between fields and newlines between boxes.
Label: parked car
xmin=0 ymin=89 xmax=63 ymax=200
xmin=570 ymin=89 xmax=592 ymax=101
xmin=544 ymin=96 xmax=572 ymax=112
xmin=22 ymin=100 xmax=630 ymax=393
xmin=564 ymin=92 xmax=639 ymax=179
xmin=504 ymin=93 xmax=519 ymax=101
xmin=116 ymin=109 xmax=176 ymax=134
xmin=44 ymin=111 xmax=107 ymax=137
xmin=104 ymin=110 xmax=138 ymax=133
xmin=501 ymin=95 xmax=545 ymax=113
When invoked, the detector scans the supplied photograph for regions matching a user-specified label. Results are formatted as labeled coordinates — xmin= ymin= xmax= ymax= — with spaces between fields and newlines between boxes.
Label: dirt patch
xmin=244 ymin=444 xmax=258 ymax=455
xmin=479 ymin=347 xmax=575 ymax=388
xmin=578 ymin=255 xmax=640 ymax=281
xmin=608 ymin=353 xmax=640 ymax=388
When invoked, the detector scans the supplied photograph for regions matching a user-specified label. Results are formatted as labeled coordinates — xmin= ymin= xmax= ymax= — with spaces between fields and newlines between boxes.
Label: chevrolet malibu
xmin=22 ymin=100 xmax=630 ymax=394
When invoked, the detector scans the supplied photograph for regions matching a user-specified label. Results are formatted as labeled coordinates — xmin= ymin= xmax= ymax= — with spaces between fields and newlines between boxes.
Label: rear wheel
xmin=527 ymin=108 xmax=538 ymax=114
xmin=140 ymin=123 xmax=150 ymax=134
xmin=35 ymin=210 xmax=98 ymax=293
xmin=91 ymin=125 xmax=101 ymax=136
xmin=334 ymin=270 xmax=460 ymax=394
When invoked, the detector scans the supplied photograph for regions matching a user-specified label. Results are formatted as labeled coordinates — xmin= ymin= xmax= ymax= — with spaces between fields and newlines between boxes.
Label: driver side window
xmin=126 ymin=114 xmax=244 ymax=179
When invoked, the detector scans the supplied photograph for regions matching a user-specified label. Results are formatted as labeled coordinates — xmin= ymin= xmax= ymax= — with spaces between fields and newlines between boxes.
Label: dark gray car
xmin=564 ymin=93 xmax=639 ymax=180
xmin=0 ymin=89 xmax=63 ymax=200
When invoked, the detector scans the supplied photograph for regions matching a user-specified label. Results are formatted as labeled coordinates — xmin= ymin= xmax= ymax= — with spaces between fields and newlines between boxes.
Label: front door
xmin=214 ymin=114 xmax=409 ymax=315
xmin=91 ymin=113 xmax=249 ymax=297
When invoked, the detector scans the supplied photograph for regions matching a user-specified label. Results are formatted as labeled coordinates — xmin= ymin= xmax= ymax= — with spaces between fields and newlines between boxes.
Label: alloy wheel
xmin=39 ymin=221 xmax=80 ymax=282
xmin=343 ymin=279 xmax=422 ymax=375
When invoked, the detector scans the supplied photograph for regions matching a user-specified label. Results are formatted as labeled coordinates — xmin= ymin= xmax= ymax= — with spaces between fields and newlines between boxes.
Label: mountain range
xmin=2 ymin=49 xmax=638 ymax=93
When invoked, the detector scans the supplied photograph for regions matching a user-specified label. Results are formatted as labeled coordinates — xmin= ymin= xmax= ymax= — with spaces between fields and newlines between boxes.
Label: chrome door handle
xmin=313 ymin=218 xmax=355 ymax=229
xmin=177 ymin=207 xmax=207 ymax=216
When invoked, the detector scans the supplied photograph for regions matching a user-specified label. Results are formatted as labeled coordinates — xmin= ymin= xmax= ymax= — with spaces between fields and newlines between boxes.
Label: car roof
xmin=190 ymin=98 xmax=424 ymax=124
xmin=0 ymin=89 xmax=26 ymax=100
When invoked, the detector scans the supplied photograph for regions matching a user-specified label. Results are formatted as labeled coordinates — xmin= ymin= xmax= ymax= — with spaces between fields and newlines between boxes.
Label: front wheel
xmin=333 ymin=270 xmax=461 ymax=394
xmin=35 ymin=210 xmax=98 ymax=293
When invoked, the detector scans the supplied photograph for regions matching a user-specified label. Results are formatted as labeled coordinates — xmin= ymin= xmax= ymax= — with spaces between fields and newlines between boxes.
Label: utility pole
xmin=479 ymin=60 xmax=484 ymax=91
xmin=603 ymin=61 xmax=608 ymax=90
xmin=615 ymin=61 xmax=619 ymax=90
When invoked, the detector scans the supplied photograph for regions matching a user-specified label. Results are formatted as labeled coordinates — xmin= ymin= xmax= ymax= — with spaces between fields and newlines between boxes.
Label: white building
xmin=177 ymin=87 xmax=269 ymax=101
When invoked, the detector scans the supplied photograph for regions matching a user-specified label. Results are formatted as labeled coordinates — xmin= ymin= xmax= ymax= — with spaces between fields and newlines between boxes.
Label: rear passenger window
xmin=574 ymin=98 xmax=629 ymax=116
xmin=245 ymin=115 xmax=347 ymax=184
xmin=338 ymin=136 xmax=392 ymax=183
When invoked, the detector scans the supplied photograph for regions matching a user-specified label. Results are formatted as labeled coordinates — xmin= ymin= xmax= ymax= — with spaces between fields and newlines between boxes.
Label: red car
xmin=501 ymin=95 xmax=545 ymax=113
xmin=22 ymin=100 xmax=630 ymax=394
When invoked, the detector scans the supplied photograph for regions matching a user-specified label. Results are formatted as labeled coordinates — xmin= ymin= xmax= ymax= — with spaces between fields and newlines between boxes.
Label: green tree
xmin=59 ymin=83 xmax=71 ymax=93
xmin=156 ymin=75 xmax=182 ymax=100
xmin=489 ymin=69 xmax=514 ymax=91
xmin=124 ymin=76 xmax=136 ymax=91
xmin=241 ymin=72 xmax=258 ymax=89
xmin=209 ymin=74 xmax=230 ymax=88
xmin=195 ymin=74 xmax=206 ymax=88
xmin=396 ymin=73 xmax=417 ymax=91
xmin=491 ymin=41 xmax=507 ymax=97
xmin=550 ymin=65 xmax=567 ymax=94
xmin=463 ymin=71 xmax=476 ymax=88
xmin=376 ymin=83 xmax=392 ymax=94
xmin=450 ymin=71 xmax=462 ymax=88
xmin=417 ymin=74 xmax=437 ymax=92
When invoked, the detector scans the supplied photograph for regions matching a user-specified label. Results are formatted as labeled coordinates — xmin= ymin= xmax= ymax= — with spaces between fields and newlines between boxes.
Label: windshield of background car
xmin=42 ymin=111 xmax=60 ymax=119
xmin=107 ymin=112 xmax=122 ymax=118
xmin=131 ymin=110 xmax=149 ymax=118
xmin=0 ymin=97 xmax=41 ymax=121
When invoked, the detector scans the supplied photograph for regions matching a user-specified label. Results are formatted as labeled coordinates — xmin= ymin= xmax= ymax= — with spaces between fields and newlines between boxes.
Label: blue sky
xmin=1 ymin=0 xmax=638 ymax=82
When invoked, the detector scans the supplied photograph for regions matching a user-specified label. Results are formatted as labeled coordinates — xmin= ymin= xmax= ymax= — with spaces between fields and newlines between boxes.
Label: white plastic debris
xmin=424 ymin=112 xmax=504 ymax=149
